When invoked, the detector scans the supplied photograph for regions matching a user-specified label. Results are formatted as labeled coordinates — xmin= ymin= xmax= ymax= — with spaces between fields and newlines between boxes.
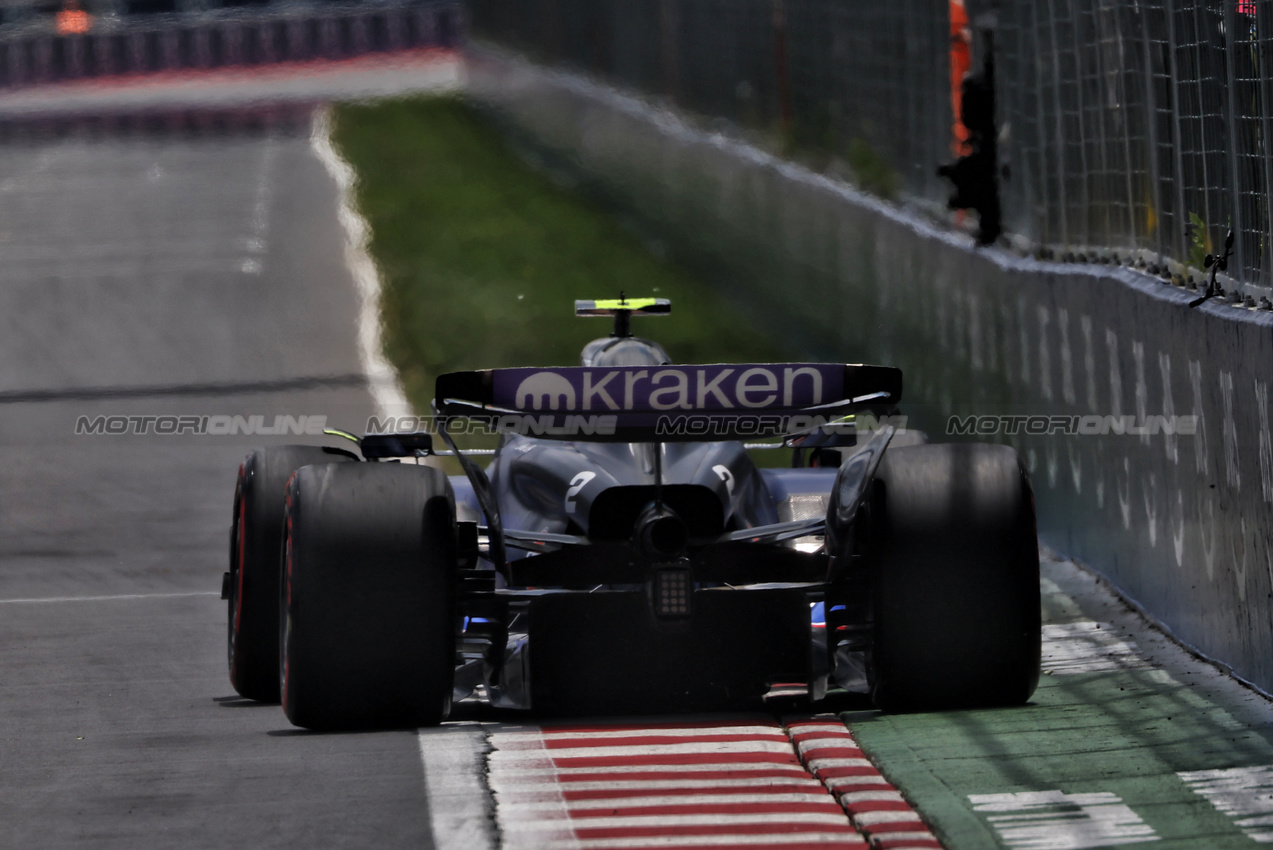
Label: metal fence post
xmin=1045 ymin=0 xmax=1070 ymax=247
xmin=7 ymin=39 xmax=26 ymax=88
xmin=1163 ymin=0 xmax=1188 ymax=263
xmin=1258 ymin=1 xmax=1273 ymax=287
xmin=388 ymin=8 xmax=406 ymax=51
xmin=1191 ymin=5 xmax=1214 ymax=256
xmin=1022 ymin=1 xmax=1049 ymax=245
xmin=1084 ymin=2 xmax=1109 ymax=243
xmin=255 ymin=20 xmax=276 ymax=65
xmin=32 ymin=37 xmax=52 ymax=84
xmin=415 ymin=6 xmax=437 ymax=46
xmin=1072 ymin=0 xmax=1094 ymax=247
xmin=191 ymin=25 xmax=211 ymax=68
xmin=1114 ymin=4 xmax=1138 ymax=249
xmin=286 ymin=18 xmax=308 ymax=62
xmin=65 ymin=36 xmax=84 ymax=78
xmin=159 ymin=29 xmax=180 ymax=71
xmin=319 ymin=17 xmax=339 ymax=58
xmin=1224 ymin=0 xmax=1246 ymax=283
xmin=127 ymin=30 xmax=145 ymax=74
xmin=350 ymin=14 xmax=371 ymax=54
xmin=222 ymin=23 xmax=243 ymax=66
xmin=92 ymin=33 xmax=112 ymax=77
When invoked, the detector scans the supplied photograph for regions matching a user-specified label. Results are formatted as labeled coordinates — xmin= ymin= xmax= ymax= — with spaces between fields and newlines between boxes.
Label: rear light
xmin=652 ymin=567 xmax=692 ymax=619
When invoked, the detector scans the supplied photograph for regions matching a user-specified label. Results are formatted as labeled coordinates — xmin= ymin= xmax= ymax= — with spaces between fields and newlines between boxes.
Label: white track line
xmin=0 ymin=591 xmax=219 ymax=604
xmin=312 ymin=98 xmax=491 ymax=850
xmin=310 ymin=106 xmax=410 ymax=422
xmin=417 ymin=725 xmax=496 ymax=850
xmin=574 ymin=834 xmax=865 ymax=848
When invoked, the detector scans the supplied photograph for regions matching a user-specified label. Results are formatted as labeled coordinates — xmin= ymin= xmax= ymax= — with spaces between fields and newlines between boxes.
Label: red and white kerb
xmin=785 ymin=718 xmax=942 ymax=850
xmin=486 ymin=716 xmax=942 ymax=850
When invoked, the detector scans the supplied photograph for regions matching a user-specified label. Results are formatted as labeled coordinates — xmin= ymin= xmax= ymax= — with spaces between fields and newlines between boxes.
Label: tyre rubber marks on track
xmin=967 ymin=620 xmax=1273 ymax=848
xmin=1040 ymin=621 xmax=1152 ymax=675
xmin=239 ymin=138 xmax=275 ymax=275
xmin=968 ymin=791 xmax=1158 ymax=849
xmin=971 ymin=621 xmax=1161 ymax=849
xmin=487 ymin=717 xmax=941 ymax=850
xmin=1179 ymin=765 xmax=1273 ymax=843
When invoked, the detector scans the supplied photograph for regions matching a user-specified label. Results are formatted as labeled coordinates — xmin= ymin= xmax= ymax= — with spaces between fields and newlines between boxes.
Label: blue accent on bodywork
xmin=811 ymin=600 xmax=826 ymax=627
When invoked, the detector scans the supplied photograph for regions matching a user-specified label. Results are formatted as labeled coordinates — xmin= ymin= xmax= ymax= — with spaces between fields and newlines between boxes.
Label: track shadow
xmin=213 ymin=695 xmax=279 ymax=708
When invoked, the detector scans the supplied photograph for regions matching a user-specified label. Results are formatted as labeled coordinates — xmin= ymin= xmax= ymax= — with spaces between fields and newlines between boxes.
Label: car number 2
xmin=565 ymin=471 xmax=597 ymax=514
xmin=713 ymin=464 xmax=735 ymax=497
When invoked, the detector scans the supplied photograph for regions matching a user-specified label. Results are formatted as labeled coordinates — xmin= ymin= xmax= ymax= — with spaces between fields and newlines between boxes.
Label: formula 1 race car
xmin=222 ymin=298 xmax=1041 ymax=730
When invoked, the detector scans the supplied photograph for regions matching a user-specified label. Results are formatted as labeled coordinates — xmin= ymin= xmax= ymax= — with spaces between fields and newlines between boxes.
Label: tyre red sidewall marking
xmin=281 ymin=473 xmax=296 ymax=712
xmin=233 ymin=469 xmax=247 ymax=635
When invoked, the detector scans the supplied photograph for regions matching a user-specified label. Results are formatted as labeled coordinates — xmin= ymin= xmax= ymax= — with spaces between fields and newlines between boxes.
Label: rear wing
xmin=575 ymin=297 xmax=670 ymax=317
xmin=434 ymin=363 xmax=902 ymax=442
xmin=576 ymin=297 xmax=670 ymax=337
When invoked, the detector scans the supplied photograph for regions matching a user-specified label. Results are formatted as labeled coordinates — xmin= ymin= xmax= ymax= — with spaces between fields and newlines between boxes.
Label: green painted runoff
xmin=845 ymin=560 xmax=1273 ymax=849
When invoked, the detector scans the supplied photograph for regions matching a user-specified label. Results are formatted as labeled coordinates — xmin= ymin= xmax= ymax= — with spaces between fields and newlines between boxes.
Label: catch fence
xmin=467 ymin=0 xmax=952 ymax=206
xmin=471 ymin=0 xmax=1273 ymax=293
xmin=998 ymin=0 xmax=1273 ymax=291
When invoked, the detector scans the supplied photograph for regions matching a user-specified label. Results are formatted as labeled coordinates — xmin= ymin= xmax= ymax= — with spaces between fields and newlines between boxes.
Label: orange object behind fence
xmin=56 ymin=2 xmax=92 ymax=35
xmin=949 ymin=0 xmax=972 ymax=157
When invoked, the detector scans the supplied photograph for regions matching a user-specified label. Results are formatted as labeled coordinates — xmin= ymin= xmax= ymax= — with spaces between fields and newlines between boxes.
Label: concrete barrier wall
xmin=467 ymin=47 xmax=1273 ymax=694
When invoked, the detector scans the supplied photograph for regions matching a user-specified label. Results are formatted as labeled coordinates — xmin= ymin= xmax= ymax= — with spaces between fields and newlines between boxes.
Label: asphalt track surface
xmin=5 ymin=55 xmax=1273 ymax=850
xmin=0 ymin=91 xmax=443 ymax=847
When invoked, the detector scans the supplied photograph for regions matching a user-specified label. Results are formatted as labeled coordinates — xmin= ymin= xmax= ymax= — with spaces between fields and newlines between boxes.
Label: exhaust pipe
xmin=635 ymin=503 xmax=688 ymax=560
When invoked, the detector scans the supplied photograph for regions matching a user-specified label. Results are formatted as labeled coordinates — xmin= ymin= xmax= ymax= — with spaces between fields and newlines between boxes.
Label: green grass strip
xmin=330 ymin=95 xmax=791 ymax=413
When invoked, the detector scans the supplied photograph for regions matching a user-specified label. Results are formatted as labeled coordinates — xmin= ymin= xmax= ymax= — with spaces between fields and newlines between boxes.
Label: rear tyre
xmin=228 ymin=445 xmax=355 ymax=701
xmin=869 ymin=443 xmax=1040 ymax=711
xmin=281 ymin=462 xmax=457 ymax=731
